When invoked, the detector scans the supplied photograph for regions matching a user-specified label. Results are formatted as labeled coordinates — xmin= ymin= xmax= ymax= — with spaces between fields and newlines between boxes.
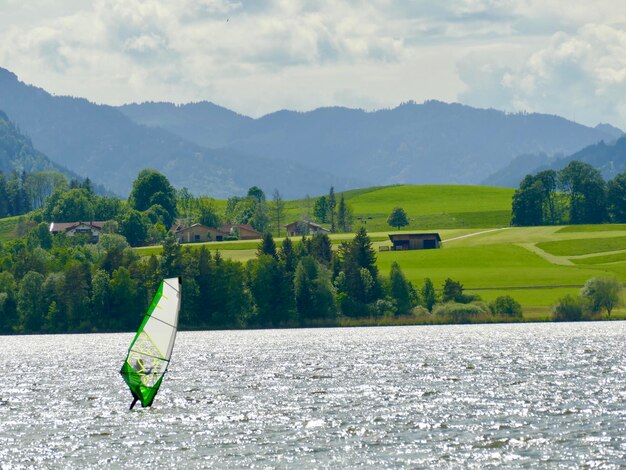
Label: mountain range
xmin=0 ymin=66 xmax=623 ymax=198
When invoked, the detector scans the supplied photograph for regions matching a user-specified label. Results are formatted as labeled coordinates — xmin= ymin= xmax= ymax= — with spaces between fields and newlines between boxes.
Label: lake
xmin=1 ymin=323 xmax=624 ymax=468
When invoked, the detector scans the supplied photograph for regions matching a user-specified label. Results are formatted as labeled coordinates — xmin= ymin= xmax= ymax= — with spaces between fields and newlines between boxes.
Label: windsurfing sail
xmin=120 ymin=277 xmax=181 ymax=409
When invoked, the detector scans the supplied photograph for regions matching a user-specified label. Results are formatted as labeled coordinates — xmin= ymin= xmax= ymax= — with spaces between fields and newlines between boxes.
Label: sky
xmin=1 ymin=0 xmax=626 ymax=129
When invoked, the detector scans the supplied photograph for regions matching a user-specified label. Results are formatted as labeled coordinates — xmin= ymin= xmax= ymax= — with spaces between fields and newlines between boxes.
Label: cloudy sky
xmin=2 ymin=0 xmax=626 ymax=128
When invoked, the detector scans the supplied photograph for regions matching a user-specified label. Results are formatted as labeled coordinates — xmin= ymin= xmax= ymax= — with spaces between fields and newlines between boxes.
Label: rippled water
xmin=1 ymin=322 xmax=625 ymax=468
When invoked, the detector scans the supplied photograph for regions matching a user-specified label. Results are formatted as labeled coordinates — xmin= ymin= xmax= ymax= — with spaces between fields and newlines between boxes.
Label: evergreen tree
xmin=160 ymin=235 xmax=183 ymax=277
xmin=442 ymin=278 xmax=463 ymax=303
xmin=337 ymin=194 xmax=348 ymax=232
xmin=421 ymin=278 xmax=437 ymax=311
xmin=257 ymin=232 xmax=278 ymax=259
xmin=294 ymin=257 xmax=337 ymax=323
xmin=309 ymin=232 xmax=332 ymax=266
xmin=279 ymin=237 xmax=298 ymax=277
xmin=389 ymin=262 xmax=412 ymax=315
xmin=313 ymin=196 xmax=328 ymax=223
xmin=328 ymin=187 xmax=336 ymax=232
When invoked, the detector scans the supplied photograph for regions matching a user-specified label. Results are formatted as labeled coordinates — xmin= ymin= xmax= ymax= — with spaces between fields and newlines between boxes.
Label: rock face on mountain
xmin=0 ymin=67 xmax=620 ymax=197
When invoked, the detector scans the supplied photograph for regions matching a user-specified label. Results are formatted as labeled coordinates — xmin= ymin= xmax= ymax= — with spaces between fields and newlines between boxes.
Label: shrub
xmin=552 ymin=295 xmax=584 ymax=321
xmin=411 ymin=305 xmax=431 ymax=318
xmin=490 ymin=295 xmax=523 ymax=318
xmin=433 ymin=301 xmax=489 ymax=323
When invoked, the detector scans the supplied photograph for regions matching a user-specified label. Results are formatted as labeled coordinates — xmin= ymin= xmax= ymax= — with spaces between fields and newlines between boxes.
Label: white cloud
xmin=459 ymin=23 xmax=626 ymax=127
xmin=1 ymin=0 xmax=626 ymax=128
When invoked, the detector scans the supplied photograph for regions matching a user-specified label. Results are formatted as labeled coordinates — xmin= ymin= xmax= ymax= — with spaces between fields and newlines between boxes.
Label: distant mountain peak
xmin=594 ymin=123 xmax=624 ymax=139
xmin=0 ymin=67 xmax=18 ymax=82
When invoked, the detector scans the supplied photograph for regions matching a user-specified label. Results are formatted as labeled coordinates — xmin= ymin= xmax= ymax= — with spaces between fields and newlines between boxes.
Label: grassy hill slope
xmin=285 ymin=184 xmax=515 ymax=231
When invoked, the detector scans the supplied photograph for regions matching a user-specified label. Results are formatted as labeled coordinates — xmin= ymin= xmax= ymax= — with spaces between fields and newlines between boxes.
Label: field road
xmin=442 ymin=227 xmax=511 ymax=244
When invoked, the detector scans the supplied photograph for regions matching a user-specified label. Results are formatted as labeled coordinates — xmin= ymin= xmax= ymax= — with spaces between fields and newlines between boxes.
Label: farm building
xmin=388 ymin=233 xmax=441 ymax=250
xmin=175 ymin=223 xmax=262 ymax=243
xmin=49 ymin=221 xmax=106 ymax=243
xmin=284 ymin=220 xmax=330 ymax=237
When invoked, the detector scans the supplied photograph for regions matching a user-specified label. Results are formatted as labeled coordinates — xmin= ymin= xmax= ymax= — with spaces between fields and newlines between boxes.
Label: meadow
xmin=137 ymin=185 xmax=626 ymax=318
xmin=283 ymin=184 xmax=514 ymax=231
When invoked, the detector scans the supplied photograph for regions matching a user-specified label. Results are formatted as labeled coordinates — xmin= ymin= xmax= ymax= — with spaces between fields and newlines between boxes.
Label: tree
xmin=118 ymin=209 xmax=149 ymax=247
xmin=387 ymin=207 xmax=409 ymax=230
xmin=198 ymin=201 xmax=221 ymax=228
xmin=607 ymin=173 xmax=626 ymax=222
xmin=328 ymin=187 xmax=336 ymax=232
xmin=421 ymin=278 xmax=437 ymax=311
xmin=552 ymin=294 xmax=584 ymax=321
xmin=580 ymin=277 xmax=622 ymax=317
xmin=337 ymin=227 xmax=380 ymax=308
xmin=314 ymin=196 xmax=328 ymax=223
xmin=17 ymin=271 xmax=46 ymax=332
xmin=128 ymin=169 xmax=177 ymax=227
xmin=250 ymin=200 xmax=270 ymax=233
xmin=247 ymin=186 xmax=266 ymax=203
xmin=389 ymin=262 xmax=412 ymax=315
xmin=559 ymin=161 xmax=607 ymax=224
xmin=49 ymin=188 xmax=95 ymax=222
xmin=309 ymin=232 xmax=332 ymax=266
xmin=257 ymin=232 xmax=277 ymax=259
xmin=490 ymin=295 xmax=522 ymax=318
xmin=271 ymin=189 xmax=285 ymax=237
xmin=294 ymin=256 xmax=337 ymax=323
xmin=160 ymin=235 xmax=183 ymax=278
xmin=442 ymin=278 xmax=463 ymax=303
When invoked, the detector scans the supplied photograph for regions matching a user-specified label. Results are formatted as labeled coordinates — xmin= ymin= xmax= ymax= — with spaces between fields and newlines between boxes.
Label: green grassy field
xmin=0 ymin=216 xmax=20 ymax=242
xmin=284 ymin=184 xmax=514 ymax=231
xmin=376 ymin=225 xmax=626 ymax=316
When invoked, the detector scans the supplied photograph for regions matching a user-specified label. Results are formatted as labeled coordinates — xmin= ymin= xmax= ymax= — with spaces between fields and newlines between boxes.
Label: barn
xmin=388 ymin=233 xmax=441 ymax=250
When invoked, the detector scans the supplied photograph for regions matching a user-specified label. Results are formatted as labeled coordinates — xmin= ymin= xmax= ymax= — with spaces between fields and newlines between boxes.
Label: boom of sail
xmin=120 ymin=277 xmax=181 ymax=409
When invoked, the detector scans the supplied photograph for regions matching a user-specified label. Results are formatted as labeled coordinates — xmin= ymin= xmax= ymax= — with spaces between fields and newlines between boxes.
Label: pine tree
xmin=257 ymin=232 xmax=277 ymax=259
xmin=421 ymin=278 xmax=437 ymax=311
xmin=389 ymin=262 xmax=411 ymax=315
xmin=328 ymin=186 xmax=336 ymax=232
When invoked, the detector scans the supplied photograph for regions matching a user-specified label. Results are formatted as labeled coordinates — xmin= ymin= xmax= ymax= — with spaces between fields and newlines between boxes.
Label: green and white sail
xmin=120 ymin=277 xmax=181 ymax=408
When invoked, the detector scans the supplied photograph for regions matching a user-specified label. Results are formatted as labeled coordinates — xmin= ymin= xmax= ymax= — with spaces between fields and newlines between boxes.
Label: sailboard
xmin=120 ymin=277 xmax=181 ymax=409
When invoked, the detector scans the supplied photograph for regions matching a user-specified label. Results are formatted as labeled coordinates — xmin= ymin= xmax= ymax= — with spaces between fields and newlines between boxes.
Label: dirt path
xmin=442 ymin=227 xmax=511 ymax=244
xmin=517 ymin=242 xmax=574 ymax=266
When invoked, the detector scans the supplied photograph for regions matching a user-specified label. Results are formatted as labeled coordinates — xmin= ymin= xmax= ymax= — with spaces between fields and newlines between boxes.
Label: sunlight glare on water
xmin=0 ymin=322 xmax=625 ymax=468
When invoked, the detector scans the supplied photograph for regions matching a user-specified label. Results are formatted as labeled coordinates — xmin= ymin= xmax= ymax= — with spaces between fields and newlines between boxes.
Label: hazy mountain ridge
xmin=0 ymin=109 xmax=75 ymax=177
xmin=0 ymin=68 xmax=358 ymax=198
xmin=1 ymin=66 xmax=621 ymax=198
xmin=483 ymin=136 xmax=626 ymax=187
xmin=119 ymin=99 xmax=619 ymax=187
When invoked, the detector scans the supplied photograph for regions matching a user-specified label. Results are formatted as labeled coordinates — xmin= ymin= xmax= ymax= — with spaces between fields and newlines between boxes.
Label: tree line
xmin=511 ymin=160 xmax=626 ymax=226
xmin=0 ymin=218 xmax=529 ymax=335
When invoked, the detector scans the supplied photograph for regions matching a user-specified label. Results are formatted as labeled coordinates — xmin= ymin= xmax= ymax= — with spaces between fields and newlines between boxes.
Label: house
xmin=49 ymin=221 xmax=106 ymax=243
xmin=175 ymin=224 xmax=227 ymax=243
xmin=284 ymin=220 xmax=330 ymax=237
xmin=220 ymin=224 xmax=263 ymax=240
xmin=175 ymin=223 xmax=263 ymax=243
xmin=388 ymin=233 xmax=441 ymax=250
